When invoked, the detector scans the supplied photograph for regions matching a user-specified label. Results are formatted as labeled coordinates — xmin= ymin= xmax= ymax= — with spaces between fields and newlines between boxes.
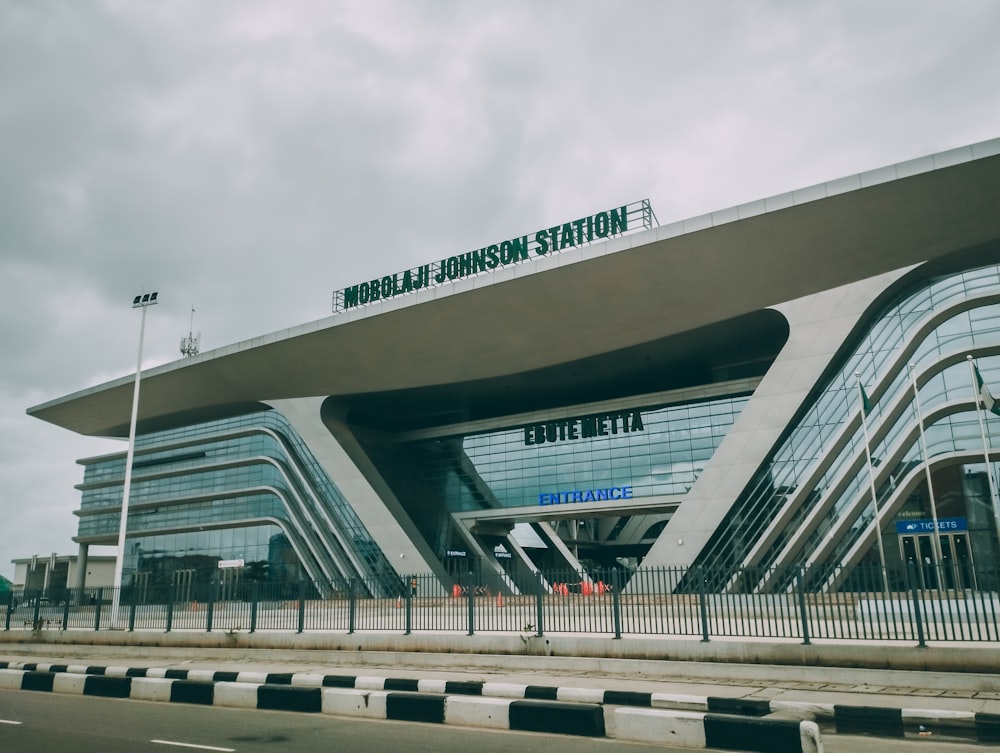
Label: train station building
xmin=27 ymin=138 xmax=1000 ymax=597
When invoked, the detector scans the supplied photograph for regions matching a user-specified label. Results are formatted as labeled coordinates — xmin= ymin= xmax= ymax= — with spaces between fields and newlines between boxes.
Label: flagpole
xmin=909 ymin=363 xmax=945 ymax=571
xmin=967 ymin=355 xmax=1000 ymax=556
xmin=856 ymin=372 xmax=890 ymax=597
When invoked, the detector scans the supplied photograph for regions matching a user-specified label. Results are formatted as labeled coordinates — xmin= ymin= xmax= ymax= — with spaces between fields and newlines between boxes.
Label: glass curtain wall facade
xmin=367 ymin=393 xmax=751 ymax=573
xmin=693 ymin=263 xmax=1000 ymax=591
xmin=76 ymin=410 xmax=399 ymax=596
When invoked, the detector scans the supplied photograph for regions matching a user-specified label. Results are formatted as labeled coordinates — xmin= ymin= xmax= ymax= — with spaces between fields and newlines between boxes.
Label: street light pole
xmin=111 ymin=291 xmax=158 ymax=625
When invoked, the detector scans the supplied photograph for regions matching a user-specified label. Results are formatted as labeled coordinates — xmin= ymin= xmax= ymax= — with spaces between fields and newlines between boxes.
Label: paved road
xmin=1 ymin=689 xmax=993 ymax=752
xmin=0 ymin=689 xmax=719 ymax=753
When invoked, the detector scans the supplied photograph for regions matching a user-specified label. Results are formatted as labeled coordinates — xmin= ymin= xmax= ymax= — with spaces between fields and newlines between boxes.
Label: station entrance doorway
xmin=898 ymin=524 xmax=975 ymax=590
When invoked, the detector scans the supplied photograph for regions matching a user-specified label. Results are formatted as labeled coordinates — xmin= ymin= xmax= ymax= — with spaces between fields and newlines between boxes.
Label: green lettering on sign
xmin=333 ymin=201 xmax=648 ymax=311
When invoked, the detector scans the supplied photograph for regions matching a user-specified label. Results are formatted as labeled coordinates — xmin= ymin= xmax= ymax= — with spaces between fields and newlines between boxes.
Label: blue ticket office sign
xmin=895 ymin=517 xmax=968 ymax=534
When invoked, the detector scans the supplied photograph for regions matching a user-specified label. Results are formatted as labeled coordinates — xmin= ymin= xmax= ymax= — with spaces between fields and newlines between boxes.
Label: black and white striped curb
xmin=1 ymin=658 xmax=994 ymax=742
xmin=0 ymin=662 xmax=820 ymax=753
xmin=4 ymin=660 xmax=998 ymax=745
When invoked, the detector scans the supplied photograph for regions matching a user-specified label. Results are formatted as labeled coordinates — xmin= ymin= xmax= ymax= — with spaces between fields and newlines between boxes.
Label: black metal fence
xmin=5 ymin=562 xmax=1000 ymax=644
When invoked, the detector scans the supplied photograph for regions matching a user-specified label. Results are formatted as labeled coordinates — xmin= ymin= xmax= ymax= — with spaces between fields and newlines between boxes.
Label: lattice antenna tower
xmin=180 ymin=305 xmax=201 ymax=357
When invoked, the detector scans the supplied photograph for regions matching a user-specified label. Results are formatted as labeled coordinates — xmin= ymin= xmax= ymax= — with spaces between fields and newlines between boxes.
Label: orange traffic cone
xmin=396 ymin=595 xmax=402 ymax=609
xmin=192 ymin=600 xmax=199 ymax=612
xmin=496 ymin=592 xmax=504 ymax=608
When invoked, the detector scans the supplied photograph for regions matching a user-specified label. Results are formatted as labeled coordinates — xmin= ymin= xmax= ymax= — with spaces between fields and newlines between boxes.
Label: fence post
xmin=62 ymin=594 xmax=71 ymax=631
xmin=297 ymin=580 xmax=306 ymax=634
xmin=128 ymin=586 xmax=137 ymax=632
xmin=535 ymin=571 xmax=544 ymax=637
xmin=4 ymin=592 xmax=12 ymax=631
xmin=348 ymin=579 xmax=356 ymax=635
xmin=404 ymin=576 xmax=412 ymax=636
xmin=128 ymin=585 xmax=139 ymax=633
xmin=797 ymin=566 xmax=811 ymax=645
xmin=32 ymin=594 xmax=41 ymax=629
xmin=466 ymin=576 xmax=475 ymax=636
xmin=165 ymin=585 xmax=174 ymax=633
xmin=907 ymin=560 xmax=926 ymax=648
xmin=94 ymin=588 xmax=103 ymax=631
xmin=249 ymin=581 xmax=258 ymax=634
xmin=206 ymin=580 xmax=216 ymax=633
xmin=698 ymin=566 xmax=710 ymax=642
xmin=612 ymin=569 xmax=622 ymax=639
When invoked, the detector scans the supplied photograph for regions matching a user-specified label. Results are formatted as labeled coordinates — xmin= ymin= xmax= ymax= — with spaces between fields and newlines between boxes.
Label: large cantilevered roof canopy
xmin=28 ymin=140 xmax=1000 ymax=439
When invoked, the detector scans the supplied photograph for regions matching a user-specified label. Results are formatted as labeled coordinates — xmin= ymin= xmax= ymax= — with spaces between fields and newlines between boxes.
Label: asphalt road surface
xmin=0 ymin=689 xmax=991 ymax=753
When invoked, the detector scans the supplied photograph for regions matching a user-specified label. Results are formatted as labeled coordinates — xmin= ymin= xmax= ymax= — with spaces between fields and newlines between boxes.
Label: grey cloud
xmin=2 ymin=0 xmax=1000 ymax=574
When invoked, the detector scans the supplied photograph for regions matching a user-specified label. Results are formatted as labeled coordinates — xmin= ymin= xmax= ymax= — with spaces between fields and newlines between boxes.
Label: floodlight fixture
xmin=133 ymin=291 xmax=159 ymax=308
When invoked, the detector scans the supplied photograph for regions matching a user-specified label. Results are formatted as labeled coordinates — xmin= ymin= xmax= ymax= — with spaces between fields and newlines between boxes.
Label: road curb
xmin=2 ymin=659 xmax=994 ymax=745
xmin=0 ymin=665 xmax=820 ymax=752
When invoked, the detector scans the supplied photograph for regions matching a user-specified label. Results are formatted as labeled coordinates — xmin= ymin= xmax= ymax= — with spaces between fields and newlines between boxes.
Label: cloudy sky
xmin=2 ymin=1 xmax=999 ymax=579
